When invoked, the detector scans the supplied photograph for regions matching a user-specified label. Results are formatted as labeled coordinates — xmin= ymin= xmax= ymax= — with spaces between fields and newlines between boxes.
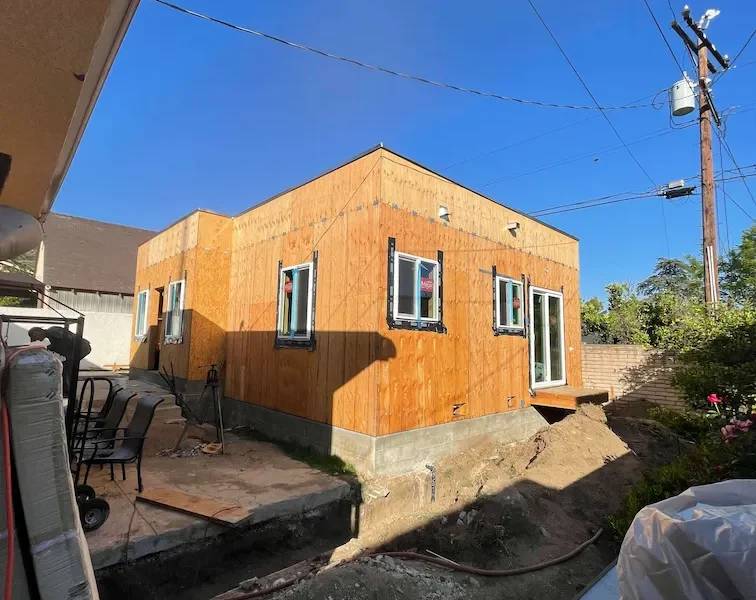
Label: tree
xmin=638 ymin=255 xmax=703 ymax=301
xmin=0 ymin=249 xmax=36 ymax=275
xmin=581 ymin=297 xmax=607 ymax=341
xmin=722 ymin=225 xmax=756 ymax=304
xmin=0 ymin=249 xmax=37 ymax=306
xmin=581 ymin=284 xmax=649 ymax=345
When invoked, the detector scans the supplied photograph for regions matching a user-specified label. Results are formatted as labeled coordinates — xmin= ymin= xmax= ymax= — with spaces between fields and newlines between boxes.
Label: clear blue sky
xmin=55 ymin=0 xmax=756 ymax=299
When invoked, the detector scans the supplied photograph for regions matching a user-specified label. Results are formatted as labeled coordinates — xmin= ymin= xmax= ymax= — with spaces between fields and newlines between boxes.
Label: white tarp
xmin=617 ymin=479 xmax=756 ymax=600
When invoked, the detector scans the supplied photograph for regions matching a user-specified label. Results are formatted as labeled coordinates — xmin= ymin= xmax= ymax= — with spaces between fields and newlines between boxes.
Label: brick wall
xmin=582 ymin=344 xmax=686 ymax=411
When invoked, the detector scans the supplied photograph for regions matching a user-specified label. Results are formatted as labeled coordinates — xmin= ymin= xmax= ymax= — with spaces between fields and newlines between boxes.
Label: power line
xmin=443 ymin=87 xmax=669 ymax=170
xmin=525 ymin=0 xmax=670 ymax=254
xmin=529 ymin=189 xmax=655 ymax=216
xmin=153 ymin=0 xmax=658 ymax=112
xmin=478 ymin=122 xmax=695 ymax=188
xmin=524 ymin=0 xmax=657 ymax=186
xmin=728 ymin=29 xmax=756 ymax=70
xmin=530 ymin=192 xmax=662 ymax=217
xmin=718 ymin=135 xmax=731 ymax=252
xmin=715 ymin=127 xmax=756 ymax=208
xmin=643 ymin=0 xmax=687 ymax=76
xmin=717 ymin=186 xmax=755 ymax=222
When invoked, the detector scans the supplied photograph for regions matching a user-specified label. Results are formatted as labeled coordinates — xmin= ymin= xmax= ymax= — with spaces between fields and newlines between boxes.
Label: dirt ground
xmin=214 ymin=405 xmax=681 ymax=600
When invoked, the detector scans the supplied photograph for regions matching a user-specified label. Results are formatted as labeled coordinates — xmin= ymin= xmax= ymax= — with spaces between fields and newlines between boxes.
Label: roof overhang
xmin=0 ymin=0 xmax=140 ymax=221
xmin=0 ymin=271 xmax=45 ymax=297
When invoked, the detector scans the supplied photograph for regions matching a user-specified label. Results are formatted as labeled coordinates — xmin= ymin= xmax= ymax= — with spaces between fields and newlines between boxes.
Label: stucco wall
xmin=581 ymin=343 xmax=685 ymax=411
xmin=0 ymin=307 xmax=132 ymax=369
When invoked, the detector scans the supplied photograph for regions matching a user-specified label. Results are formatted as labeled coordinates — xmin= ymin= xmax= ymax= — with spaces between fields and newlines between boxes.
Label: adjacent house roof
xmin=0 ymin=271 xmax=45 ymax=296
xmin=41 ymin=214 xmax=154 ymax=295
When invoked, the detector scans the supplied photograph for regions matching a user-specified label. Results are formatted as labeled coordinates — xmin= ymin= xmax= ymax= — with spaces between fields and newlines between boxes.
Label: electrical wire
xmin=715 ymin=127 xmax=756 ymax=209
xmin=642 ymin=0 xmax=687 ymax=76
xmin=530 ymin=192 xmax=662 ymax=217
xmin=718 ymin=186 xmax=755 ymax=222
xmin=478 ymin=122 xmax=695 ymax=188
xmin=443 ymin=87 xmax=670 ymax=170
xmin=153 ymin=0 xmax=657 ymax=112
xmin=528 ymin=188 xmax=656 ymax=216
xmin=719 ymin=136 xmax=731 ymax=252
xmin=729 ymin=29 xmax=756 ymax=68
xmin=525 ymin=0 xmax=669 ymax=254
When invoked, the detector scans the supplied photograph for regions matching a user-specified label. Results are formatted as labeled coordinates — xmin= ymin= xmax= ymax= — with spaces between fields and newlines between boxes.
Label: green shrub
xmin=657 ymin=304 xmax=756 ymax=413
xmin=646 ymin=406 xmax=717 ymax=443
xmin=610 ymin=429 xmax=756 ymax=539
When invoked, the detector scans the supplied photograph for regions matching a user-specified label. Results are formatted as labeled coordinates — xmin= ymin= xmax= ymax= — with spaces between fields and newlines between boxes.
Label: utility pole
xmin=671 ymin=6 xmax=729 ymax=305
xmin=698 ymin=41 xmax=718 ymax=304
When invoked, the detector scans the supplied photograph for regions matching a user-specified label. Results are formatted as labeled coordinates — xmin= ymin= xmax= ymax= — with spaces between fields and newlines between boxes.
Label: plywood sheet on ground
xmin=136 ymin=487 xmax=252 ymax=526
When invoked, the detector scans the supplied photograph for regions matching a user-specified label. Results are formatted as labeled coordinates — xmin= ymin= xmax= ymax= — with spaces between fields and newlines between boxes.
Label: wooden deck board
xmin=531 ymin=386 xmax=609 ymax=410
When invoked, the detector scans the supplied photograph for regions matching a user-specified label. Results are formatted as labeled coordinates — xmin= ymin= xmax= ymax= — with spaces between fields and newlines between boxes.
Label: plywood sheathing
xmin=226 ymin=153 xmax=382 ymax=436
xmin=130 ymin=210 xmax=232 ymax=380
xmin=131 ymin=148 xmax=581 ymax=438
xmin=374 ymin=151 xmax=581 ymax=435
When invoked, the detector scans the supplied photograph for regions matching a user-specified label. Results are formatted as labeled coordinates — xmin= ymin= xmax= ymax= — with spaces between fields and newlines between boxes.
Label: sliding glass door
xmin=529 ymin=287 xmax=566 ymax=388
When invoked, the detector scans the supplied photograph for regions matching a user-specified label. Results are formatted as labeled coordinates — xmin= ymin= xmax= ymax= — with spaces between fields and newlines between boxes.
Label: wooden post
xmin=698 ymin=44 xmax=718 ymax=304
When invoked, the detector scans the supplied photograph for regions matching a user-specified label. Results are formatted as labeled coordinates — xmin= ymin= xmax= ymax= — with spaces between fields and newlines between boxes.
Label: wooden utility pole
xmin=671 ymin=6 xmax=730 ymax=305
xmin=698 ymin=44 xmax=718 ymax=304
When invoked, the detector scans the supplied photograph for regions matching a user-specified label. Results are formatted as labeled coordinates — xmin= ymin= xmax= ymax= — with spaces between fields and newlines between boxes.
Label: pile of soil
xmin=217 ymin=406 xmax=681 ymax=600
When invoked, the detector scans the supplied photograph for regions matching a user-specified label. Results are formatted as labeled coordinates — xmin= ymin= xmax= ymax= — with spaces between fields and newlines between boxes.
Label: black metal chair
xmin=75 ymin=377 xmax=124 ymax=431
xmin=81 ymin=395 xmax=164 ymax=492
xmin=75 ymin=388 xmax=135 ymax=445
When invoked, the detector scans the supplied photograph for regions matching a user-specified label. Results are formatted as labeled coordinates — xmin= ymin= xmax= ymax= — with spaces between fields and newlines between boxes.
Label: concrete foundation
xmin=222 ymin=398 xmax=549 ymax=477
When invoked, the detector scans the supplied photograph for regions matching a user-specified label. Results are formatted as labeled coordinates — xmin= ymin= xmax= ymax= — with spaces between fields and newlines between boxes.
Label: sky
xmin=54 ymin=0 xmax=756 ymax=299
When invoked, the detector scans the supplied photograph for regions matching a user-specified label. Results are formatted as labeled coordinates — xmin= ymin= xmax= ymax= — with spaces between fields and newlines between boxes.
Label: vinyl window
xmin=165 ymin=280 xmax=185 ymax=340
xmin=393 ymin=252 xmax=440 ymax=322
xmin=495 ymin=276 xmax=524 ymax=331
xmin=529 ymin=286 xmax=566 ymax=389
xmin=134 ymin=290 xmax=149 ymax=337
xmin=277 ymin=263 xmax=314 ymax=340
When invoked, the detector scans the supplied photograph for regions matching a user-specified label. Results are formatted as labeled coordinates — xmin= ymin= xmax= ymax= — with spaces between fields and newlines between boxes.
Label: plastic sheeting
xmin=0 ymin=349 xmax=32 ymax=599
xmin=617 ymin=479 xmax=756 ymax=600
xmin=4 ymin=348 xmax=98 ymax=600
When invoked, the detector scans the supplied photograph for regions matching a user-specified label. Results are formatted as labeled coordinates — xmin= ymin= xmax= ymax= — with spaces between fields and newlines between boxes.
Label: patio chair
xmin=75 ymin=377 xmax=124 ymax=430
xmin=81 ymin=395 xmax=164 ymax=492
xmin=74 ymin=388 xmax=135 ymax=445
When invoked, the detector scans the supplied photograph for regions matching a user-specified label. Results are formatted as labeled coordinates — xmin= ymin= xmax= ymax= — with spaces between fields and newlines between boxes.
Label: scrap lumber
xmin=136 ymin=487 xmax=252 ymax=526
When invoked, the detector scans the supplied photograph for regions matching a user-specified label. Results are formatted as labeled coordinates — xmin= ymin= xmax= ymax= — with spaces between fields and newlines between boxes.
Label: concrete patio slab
xmin=77 ymin=375 xmax=351 ymax=570
xmin=84 ymin=432 xmax=351 ymax=570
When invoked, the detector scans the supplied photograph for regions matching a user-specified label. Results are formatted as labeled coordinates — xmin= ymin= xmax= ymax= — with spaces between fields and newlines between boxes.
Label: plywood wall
xmin=131 ymin=148 xmax=581 ymax=439
xmin=374 ymin=151 xmax=581 ymax=435
xmin=130 ymin=210 xmax=232 ymax=380
xmin=225 ymin=152 xmax=384 ymax=436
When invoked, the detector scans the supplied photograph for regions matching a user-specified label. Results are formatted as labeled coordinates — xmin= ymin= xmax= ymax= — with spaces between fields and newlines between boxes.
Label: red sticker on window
xmin=420 ymin=277 xmax=434 ymax=293
xmin=513 ymin=297 xmax=521 ymax=310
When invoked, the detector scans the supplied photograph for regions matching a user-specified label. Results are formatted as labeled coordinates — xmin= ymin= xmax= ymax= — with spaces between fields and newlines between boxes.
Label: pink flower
xmin=730 ymin=418 xmax=752 ymax=433
xmin=721 ymin=426 xmax=738 ymax=443
xmin=708 ymin=393 xmax=723 ymax=404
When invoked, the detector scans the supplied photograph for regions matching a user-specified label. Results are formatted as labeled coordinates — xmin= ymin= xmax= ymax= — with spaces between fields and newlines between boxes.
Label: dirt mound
xmin=234 ymin=406 xmax=682 ymax=599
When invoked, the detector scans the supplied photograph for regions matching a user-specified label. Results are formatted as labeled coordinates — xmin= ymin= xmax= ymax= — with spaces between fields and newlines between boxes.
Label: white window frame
xmin=134 ymin=289 xmax=149 ymax=337
xmin=393 ymin=251 xmax=440 ymax=322
xmin=165 ymin=279 xmax=186 ymax=341
xmin=495 ymin=276 xmax=524 ymax=331
xmin=277 ymin=262 xmax=315 ymax=341
xmin=529 ymin=286 xmax=566 ymax=389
